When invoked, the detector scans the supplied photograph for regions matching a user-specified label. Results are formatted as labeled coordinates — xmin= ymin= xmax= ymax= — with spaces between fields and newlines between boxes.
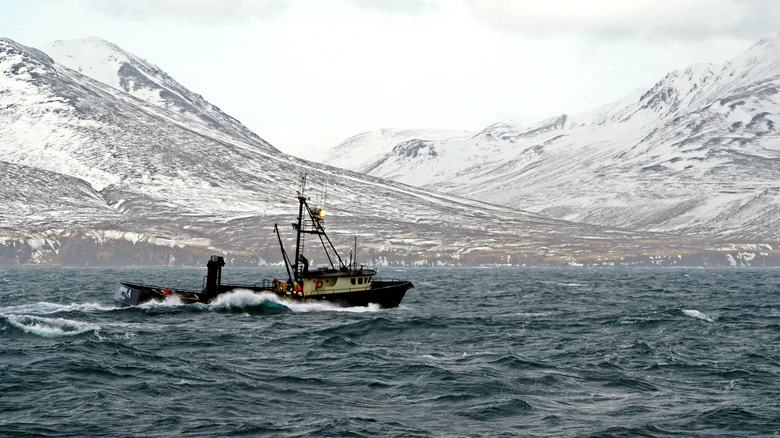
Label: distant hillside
xmin=325 ymin=35 xmax=780 ymax=241
xmin=0 ymin=37 xmax=775 ymax=266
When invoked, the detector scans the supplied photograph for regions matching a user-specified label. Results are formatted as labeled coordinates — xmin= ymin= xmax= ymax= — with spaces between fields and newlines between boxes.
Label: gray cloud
xmin=464 ymin=0 xmax=780 ymax=42
xmin=348 ymin=0 xmax=441 ymax=15
xmin=89 ymin=0 xmax=291 ymax=24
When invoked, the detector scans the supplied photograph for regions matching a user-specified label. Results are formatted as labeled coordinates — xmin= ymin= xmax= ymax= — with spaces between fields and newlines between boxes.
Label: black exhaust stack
xmin=205 ymin=255 xmax=225 ymax=299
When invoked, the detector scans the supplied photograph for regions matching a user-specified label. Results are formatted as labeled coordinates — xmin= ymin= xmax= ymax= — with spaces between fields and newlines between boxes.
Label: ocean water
xmin=1 ymin=266 xmax=779 ymax=437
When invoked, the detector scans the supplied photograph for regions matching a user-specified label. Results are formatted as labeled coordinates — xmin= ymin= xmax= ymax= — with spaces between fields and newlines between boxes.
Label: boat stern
xmin=114 ymin=283 xmax=147 ymax=307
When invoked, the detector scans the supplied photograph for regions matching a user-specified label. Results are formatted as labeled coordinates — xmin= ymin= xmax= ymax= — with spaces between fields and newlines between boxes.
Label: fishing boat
xmin=114 ymin=176 xmax=413 ymax=308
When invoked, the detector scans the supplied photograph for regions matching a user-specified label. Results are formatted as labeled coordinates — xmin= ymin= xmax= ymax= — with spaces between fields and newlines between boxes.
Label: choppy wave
xmin=136 ymin=294 xmax=186 ymax=309
xmin=209 ymin=289 xmax=383 ymax=313
xmin=0 ymin=301 xmax=107 ymax=338
xmin=3 ymin=314 xmax=99 ymax=338
xmin=0 ymin=289 xmax=383 ymax=334
xmin=122 ymin=289 xmax=384 ymax=314
xmin=0 ymin=301 xmax=115 ymax=315
xmin=683 ymin=309 xmax=716 ymax=322
xmin=1 ymin=266 xmax=778 ymax=437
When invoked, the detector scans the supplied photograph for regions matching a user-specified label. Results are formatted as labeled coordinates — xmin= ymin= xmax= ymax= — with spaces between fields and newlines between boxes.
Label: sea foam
xmin=0 ymin=301 xmax=115 ymax=315
xmin=5 ymin=314 xmax=100 ymax=338
xmin=683 ymin=309 xmax=716 ymax=323
xmin=210 ymin=289 xmax=382 ymax=313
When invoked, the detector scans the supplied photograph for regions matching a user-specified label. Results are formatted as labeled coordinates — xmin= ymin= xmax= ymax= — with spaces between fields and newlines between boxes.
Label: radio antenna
xmin=298 ymin=172 xmax=307 ymax=197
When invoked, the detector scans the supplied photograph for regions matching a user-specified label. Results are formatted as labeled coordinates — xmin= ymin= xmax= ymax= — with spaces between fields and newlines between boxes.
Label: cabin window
xmin=351 ymin=278 xmax=356 ymax=285
xmin=358 ymin=278 xmax=364 ymax=285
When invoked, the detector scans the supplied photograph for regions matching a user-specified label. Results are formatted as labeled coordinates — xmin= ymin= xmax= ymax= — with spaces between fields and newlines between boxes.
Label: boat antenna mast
xmin=292 ymin=174 xmax=307 ymax=281
xmin=291 ymin=174 xmax=347 ymax=279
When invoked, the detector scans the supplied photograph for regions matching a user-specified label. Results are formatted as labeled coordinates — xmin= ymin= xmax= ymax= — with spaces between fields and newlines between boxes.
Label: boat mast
xmin=274 ymin=223 xmax=294 ymax=287
xmin=290 ymin=174 xmax=351 ymax=276
xmin=293 ymin=175 xmax=306 ymax=281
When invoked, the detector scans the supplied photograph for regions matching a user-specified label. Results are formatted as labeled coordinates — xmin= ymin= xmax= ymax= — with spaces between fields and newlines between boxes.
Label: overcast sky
xmin=3 ymin=0 xmax=780 ymax=157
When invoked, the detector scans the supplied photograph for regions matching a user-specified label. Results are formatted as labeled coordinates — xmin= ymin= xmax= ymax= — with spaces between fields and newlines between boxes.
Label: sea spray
xmin=209 ymin=289 xmax=383 ymax=313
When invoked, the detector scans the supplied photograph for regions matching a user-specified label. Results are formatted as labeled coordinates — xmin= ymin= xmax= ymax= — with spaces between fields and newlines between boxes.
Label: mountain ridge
xmin=1 ymin=36 xmax=777 ymax=266
xmin=39 ymin=36 xmax=276 ymax=152
xmin=324 ymin=34 xmax=780 ymax=241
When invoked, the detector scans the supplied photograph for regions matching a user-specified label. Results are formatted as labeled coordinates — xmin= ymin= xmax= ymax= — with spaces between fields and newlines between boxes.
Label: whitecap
xmin=209 ymin=289 xmax=383 ymax=313
xmin=540 ymin=281 xmax=584 ymax=287
xmin=70 ymin=302 xmax=116 ymax=312
xmin=6 ymin=314 xmax=100 ymax=338
xmin=136 ymin=294 xmax=185 ymax=309
xmin=515 ymin=312 xmax=549 ymax=318
xmin=0 ymin=301 xmax=115 ymax=315
xmin=682 ymin=309 xmax=715 ymax=323
xmin=210 ymin=289 xmax=278 ymax=308
xmin=287 ymin=300 xmax=383 ymax=313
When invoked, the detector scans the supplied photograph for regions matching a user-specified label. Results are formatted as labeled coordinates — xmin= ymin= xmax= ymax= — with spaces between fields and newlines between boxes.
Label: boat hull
xmin=305 ymin=280 xmax=412 ymax=308
xmin=114 ymin=280 xmax=413 ymax=309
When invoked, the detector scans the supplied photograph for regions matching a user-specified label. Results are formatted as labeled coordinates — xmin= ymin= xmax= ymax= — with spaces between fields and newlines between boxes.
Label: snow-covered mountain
xmin=39 ymin=37 xmax=273 ymax=150
xmin=327 ymin=36 xmax=780 ymax=241
xmin=1 ymin=37 xmax=775 ymax=266
xmin=315 ymin=128 xmax=469 ymax=172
